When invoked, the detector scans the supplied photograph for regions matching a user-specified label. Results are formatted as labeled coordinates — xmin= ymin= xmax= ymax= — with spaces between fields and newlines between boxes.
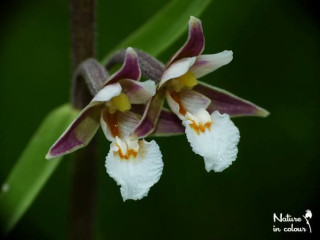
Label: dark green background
xmin=0 ymin=0 xmax=319 ymax=239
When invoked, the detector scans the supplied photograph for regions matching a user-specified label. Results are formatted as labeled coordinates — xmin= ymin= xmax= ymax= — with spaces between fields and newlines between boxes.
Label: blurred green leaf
xmin=0 ymin=104 xmax=79 ymax=234
xmin=101 ymin=0 xmax=212 ymax=64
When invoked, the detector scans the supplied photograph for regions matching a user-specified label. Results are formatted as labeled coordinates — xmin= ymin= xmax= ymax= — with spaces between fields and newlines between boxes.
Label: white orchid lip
xmin=106 ymin=139 xmax=164 ymax=201
xmin=184 ymin=110 xmax=240 ymax=172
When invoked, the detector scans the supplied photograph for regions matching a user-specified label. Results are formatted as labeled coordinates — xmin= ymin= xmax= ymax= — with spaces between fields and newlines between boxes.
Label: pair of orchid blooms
xmin=46 ymin=17 xmax=268 ymax=201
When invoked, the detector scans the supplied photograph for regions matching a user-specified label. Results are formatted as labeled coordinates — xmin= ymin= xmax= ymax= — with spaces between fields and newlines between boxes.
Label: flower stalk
xmin=70 ymin=0 xmax=96 ymax=239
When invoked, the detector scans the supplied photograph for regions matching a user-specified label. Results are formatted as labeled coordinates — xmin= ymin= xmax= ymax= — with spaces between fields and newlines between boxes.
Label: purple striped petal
xmin=130 ymin=89 xmax=166 ymax=139
xmin=190 ymin=51 xmax=233 ymax=78
xmin=194 ymin=81 xmax=269 ymax=117
xmin=119 ymin=79 xmax=156 ymax=104
xmin=151 ymin=109 xmax=185 ymax=136
xmin=46 ymin=103 xmax=102 ymax=159
xmin=166 ymin=16 xmax=205 ymax=67
xmin=106 ymin=47 xmax=141 ymax=85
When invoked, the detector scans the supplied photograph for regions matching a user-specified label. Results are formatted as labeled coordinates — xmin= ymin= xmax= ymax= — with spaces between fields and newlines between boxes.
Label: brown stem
xmin=70 ymin=0 xmax=96 ymax=240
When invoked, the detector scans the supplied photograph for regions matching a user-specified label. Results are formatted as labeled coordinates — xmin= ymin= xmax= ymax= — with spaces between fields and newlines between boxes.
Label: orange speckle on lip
xmin=116 ymin=144 xmax=138 ymax=160
xmin=188 ymin=119 xmax=211 ymax=135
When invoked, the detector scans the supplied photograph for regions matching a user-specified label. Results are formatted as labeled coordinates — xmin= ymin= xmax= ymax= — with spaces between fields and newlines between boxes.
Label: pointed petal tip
xmin=166 ymin=16 xmax=204 ymax=66
xmin=126 ymin=47 xmax=137 ymax=57
xmin=213 ymin=50 xmax=233 ymax=64
xmin=45 ymin=150 xmax=63 ymax=160
xmin=222 ymin=50 xmax=233 ymax=65
xmin=45 ymin=149 xmax=66 ymax=160
xmin=188 ymin=16 xmax=203 ymax=34
xmin=124 ymin=47 xmax=139 ymax=68
xmin=195 ymin=82 xmax=270 ymax=118
xmin=126 ymin=46 xmax=134 ymax=52
xmin=224 ymin=50 xmax=233 ymax=60
xmin=256 ymin=107 xmax=270 ymax=117
xmin=190 ymin=51 xmax=233 ymax=78
xmin=189 ymin=16 xmax=201 ymax=25
xmin=106 ymin=47 xmax=141 ymax=84
xmin=45 ymin=152 xmax=53 ymax=160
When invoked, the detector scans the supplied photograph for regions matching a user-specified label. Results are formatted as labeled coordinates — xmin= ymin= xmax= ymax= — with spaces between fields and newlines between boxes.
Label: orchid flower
xmin=46 ymin=48 xmax=164 ymax=200
xmin=157 ymin=16 xmax=269 ymax=172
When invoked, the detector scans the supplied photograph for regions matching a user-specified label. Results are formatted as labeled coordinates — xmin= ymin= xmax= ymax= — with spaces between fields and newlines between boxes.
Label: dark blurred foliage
xmin=296 ymin=0 xmax=320 ymax=26
xmin=0 ymin=0 xmax=319 ymax=239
